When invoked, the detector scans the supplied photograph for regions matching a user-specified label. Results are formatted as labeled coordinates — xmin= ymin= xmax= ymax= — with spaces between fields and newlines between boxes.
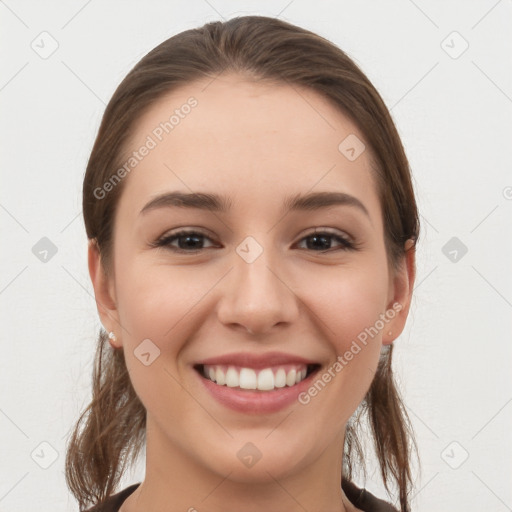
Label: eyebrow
xmin=139 ymin=190 xmax=370 ymax=218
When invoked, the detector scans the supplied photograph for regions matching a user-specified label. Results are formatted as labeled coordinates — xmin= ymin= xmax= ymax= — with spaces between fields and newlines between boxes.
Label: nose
xmin=216 ymin=242 xmax=299 ymax=336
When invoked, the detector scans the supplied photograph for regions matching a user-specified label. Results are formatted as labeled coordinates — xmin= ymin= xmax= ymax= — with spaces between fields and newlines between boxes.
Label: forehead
xmin=116 ymin=73 xmax=380 ymax=222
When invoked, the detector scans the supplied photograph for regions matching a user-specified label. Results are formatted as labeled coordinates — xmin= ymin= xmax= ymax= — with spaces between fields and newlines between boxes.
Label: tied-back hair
xmin=66 ymin=15 xmax=420 ymax=512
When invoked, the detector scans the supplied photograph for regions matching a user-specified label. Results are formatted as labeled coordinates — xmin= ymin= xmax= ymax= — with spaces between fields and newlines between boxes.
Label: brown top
xmin=83 ymin=480 xmax=399 ymax=512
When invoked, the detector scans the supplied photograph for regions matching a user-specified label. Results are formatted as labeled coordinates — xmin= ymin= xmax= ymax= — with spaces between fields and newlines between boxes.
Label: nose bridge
xmin=217 ymin=234 xmax=298 ymax=334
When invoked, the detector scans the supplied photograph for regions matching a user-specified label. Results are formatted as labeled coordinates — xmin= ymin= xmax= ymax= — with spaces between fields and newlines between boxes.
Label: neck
xmin=122 ymin=415 xmax=358 ymax=512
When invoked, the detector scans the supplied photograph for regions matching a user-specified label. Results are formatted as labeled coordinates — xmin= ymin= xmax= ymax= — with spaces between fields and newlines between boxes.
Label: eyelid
xmin=303 ymin=227 xmax=354 ymax=242
xmin=156 ymin=226 xmax=216 ymax=241
xmin=295 ymin=227 xmax=358 ymax=251
xmin=152 ymin=228 xmax=218 ymax=250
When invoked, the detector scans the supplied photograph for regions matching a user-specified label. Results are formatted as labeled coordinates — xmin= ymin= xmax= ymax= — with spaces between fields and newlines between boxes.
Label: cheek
xmin=307 ymin=261 xmax=388 ymax=374
xmin=115 ymin=254 xmax=204 ymax=342
xmin=297 ymin=262 xmax=388 ymax=416
xmin=113 ymin=260 xmax=209 ymax=418
xmin=115 ymin=247 xmax=389 ymax=354
xmin=300 ymin=260 xmax=389 ymax=346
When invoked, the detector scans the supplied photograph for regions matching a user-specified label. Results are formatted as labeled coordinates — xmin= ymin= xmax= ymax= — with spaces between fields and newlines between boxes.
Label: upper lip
xmin=195 ymin=351 xmax=320 ymax=369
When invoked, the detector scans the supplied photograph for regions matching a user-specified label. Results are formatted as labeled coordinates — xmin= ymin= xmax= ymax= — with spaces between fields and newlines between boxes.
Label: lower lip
xmin=196 ymin=368 xmax=319 ymax=414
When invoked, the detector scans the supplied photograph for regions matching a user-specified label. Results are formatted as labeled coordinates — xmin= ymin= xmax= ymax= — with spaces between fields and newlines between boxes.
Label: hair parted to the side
xmin=66 ymin=15 xmax=420 ymax=512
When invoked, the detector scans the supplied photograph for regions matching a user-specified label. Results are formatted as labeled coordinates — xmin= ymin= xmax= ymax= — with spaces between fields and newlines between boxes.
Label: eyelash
xmin=151 ymin=228 xmax=360 ymax=254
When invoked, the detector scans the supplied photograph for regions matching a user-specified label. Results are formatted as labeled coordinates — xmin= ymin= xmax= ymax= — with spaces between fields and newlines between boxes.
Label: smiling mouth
xmin=194 ymin=363 xmax=321 ymax=392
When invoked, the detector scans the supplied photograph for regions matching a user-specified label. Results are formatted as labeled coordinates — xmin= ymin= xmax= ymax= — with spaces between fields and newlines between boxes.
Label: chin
xmin=199 ymin=441 xmax=311 ymax=484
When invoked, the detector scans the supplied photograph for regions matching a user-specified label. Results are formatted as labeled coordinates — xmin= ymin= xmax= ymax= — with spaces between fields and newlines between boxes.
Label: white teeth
xmin=240 ymin=368 xmax=257 ymax=389
xmin=257 ymin=368 xmax=274 ymax=390
xmin=202 ymin=364 xmax=310 ymax=391
xmin=274 ymin=368 xmax=286 ymax=388
xmin=225 ymin=367 xmax=239 ymax=387
xmin=286 ymin=369 xmax=296 ymax=387
xmin=215 ymin=367 xmax=226 ymax=385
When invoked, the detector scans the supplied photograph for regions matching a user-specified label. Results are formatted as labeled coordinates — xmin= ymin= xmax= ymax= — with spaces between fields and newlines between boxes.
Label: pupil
xmin=308 ymin=234 xmax=330 ymax=250
xmin=181 ymin=234 xmax=202 ymax=249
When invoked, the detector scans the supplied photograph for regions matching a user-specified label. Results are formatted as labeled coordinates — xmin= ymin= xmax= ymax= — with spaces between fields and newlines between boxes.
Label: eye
xmin=152 ymin=229 xmax=217 ymax=253
xmin=295 ymin=229 xmax=357 ymax=252
xmin=152 ymin=228 xmax=359 ymax=254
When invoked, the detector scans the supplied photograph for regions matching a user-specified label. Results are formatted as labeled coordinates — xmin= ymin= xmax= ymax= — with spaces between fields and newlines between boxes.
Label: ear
xmin=382 ymin=239 xmax=416 ymax=345
xmin=88 ymin=239 xmax=122 ymax=348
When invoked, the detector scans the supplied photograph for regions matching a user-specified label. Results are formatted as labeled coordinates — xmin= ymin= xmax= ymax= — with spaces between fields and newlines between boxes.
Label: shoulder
xmin=82 ymin=483 xmax=141 ymax=512
xmin=342 ymin=479 xmax=399 ymax=512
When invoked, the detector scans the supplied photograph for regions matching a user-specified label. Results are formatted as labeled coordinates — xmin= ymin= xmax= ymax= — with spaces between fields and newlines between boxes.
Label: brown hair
xmin=66 ymin=15 xmax=420 ymax=512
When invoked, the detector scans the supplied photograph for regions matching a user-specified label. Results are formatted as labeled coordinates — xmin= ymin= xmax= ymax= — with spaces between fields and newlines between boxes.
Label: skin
xmin=89 ymin=73 xmax=415 ymax=512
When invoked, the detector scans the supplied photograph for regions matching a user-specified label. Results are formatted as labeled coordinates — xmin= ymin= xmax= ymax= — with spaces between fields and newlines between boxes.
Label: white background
xmin=1 ymin=1 xmax=511 ymax=511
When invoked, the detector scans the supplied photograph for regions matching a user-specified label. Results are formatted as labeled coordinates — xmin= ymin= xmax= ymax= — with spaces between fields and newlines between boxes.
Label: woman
xmin=66 ymin=15 xmax=420 ymax=512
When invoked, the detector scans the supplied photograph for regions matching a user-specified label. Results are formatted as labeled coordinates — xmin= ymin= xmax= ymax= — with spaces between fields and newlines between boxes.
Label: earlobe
xmin=88 ymin=239 xmax=121 ymax=345
xmin=382 ymin=239 xmax=416 ymax=345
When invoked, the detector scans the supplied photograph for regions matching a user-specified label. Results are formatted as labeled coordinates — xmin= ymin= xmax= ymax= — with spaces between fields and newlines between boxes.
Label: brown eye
xmin=296 ymin=230 xmax=356 ymax=252
xmin=153 ymin=230 xmax=217 ymax=253
xmin=152 ymin=228 xmax=359 ymax=254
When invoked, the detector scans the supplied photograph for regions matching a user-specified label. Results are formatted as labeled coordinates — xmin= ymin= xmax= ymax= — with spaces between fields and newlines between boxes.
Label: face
xmin=89 ymin=73 xmax=414 ymax=487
